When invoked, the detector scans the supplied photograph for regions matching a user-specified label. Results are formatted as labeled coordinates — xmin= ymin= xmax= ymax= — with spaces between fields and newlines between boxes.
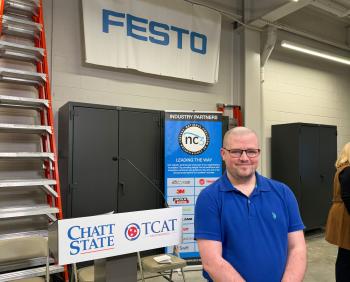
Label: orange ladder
xmin=0 ymin=0 xmax=68 ymax=280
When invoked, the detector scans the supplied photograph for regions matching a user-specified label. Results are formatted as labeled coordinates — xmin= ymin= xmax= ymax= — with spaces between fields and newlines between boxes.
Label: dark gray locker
xmin=71 ymin=106 xmax=118 ymax=217
xmin=271 ymin=123 xmax=337 ymax=230
xmin=58 ymin=102 xmax=163 ymax=218
xmin=118 ymin=109 xmax=162 ymax=213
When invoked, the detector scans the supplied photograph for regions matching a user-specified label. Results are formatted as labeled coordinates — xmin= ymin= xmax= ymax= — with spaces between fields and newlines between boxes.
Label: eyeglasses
xmin=223 ymin=148 xmax=260 ymax=158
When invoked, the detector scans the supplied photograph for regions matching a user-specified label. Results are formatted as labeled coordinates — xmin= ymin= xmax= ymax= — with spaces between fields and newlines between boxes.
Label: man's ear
xmin=220 ymin=148 xmax=226 ymax=159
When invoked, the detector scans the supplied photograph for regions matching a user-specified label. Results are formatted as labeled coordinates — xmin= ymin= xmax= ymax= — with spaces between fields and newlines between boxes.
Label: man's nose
xmin=239 ymin=151 xmax=249 ymax=160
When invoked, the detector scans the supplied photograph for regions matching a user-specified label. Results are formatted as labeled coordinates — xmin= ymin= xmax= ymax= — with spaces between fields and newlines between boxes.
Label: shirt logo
xmin=272 ymin=212 xmax=277 ymax=220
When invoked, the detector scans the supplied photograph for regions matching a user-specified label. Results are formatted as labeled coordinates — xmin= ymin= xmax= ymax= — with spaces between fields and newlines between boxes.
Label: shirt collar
xmin=220 ymin=171 xmax=271 ymax=193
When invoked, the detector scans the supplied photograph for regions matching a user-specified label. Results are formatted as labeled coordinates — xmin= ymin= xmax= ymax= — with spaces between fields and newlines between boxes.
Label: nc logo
xmin=178 ymin=123 xmax=209 ymax=155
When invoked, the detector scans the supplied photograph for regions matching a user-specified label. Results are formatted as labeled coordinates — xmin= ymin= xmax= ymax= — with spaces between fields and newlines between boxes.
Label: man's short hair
xmin=223 ymin=127 xmax=258 ymax=148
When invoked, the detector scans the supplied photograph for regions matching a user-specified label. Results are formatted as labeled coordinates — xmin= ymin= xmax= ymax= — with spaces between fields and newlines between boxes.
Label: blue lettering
xmin=127 ymin=14 xmax=147 ymax=41
xmin=149 ymin=21 xmax=169 ymax=46
xmin=168 ymin=219 xmax=177 ymax=231
xmin=161 ymin=220 xmax=170 ymax=232
xmin=70 ymin=241 xmax=80 ymax=255
xmin=151 ymin=221 xmax=161 ymax=233
xmin=81 ymin=238 xmax=89 ymax=251
xmin=142 ymin=222 xmax=151 ymax=235
xmin=108 ymin=224 xmax=115 ymax=234
xmin=89 ymin=238 xmax=98 ymax=250
xmin=101 ymin=10 xmax=208 ymax=55
xmin=91 ymin=226 xmax=101 ymax=237
xmin=190 ymin=32 xmax=207 ymax=54
xmin=68 ymin=226 xmax=80 ymax=240
xmin=107 ymin=235 xmax=114 ymax=247
xmin=97 ymin=237 xmax=106 ymax=248
xmin=170 ymin=26 xmax=189 ymax=49
xmin=80 ymin=227 xmax=91 ymax=239
xmin=102 ymin=9 xmax=125 ymax=33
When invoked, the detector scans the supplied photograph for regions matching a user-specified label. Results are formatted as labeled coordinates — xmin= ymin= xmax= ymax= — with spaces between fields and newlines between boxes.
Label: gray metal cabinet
xmin=58 ymin=102 xmax=162 ymax=218
xmin=271 ymin=123 xmax=337 ymax=230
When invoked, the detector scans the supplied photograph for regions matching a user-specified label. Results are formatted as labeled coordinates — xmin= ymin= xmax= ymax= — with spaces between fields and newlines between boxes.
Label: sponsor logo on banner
xmin=102 ymin=10 xmax=208 ymax=55
xmin=182 ymin=234 xmax=194 ymax=243
xmin=177 ymin=189 xmax=186 ymax=194
xmin=182 ymin=224 xmax=194 ymax=234
xmin=124 ymin=219 xmax=178 ymax=241
xmin=167 ymin=178 xmax=194 ymax=187
xmin=167 ymin=187 xmax=194 ymax=197
xmin=179 ymin=243 xmax=196 ymax=252
xmin=182 ymin=206 xmax=194 ymax=214
xmin=178 ymin=123 xmax=210 ymax=155
xmin=183 ymin=215 xmax=194 ymax=224
xmin=67 ymin=223 xmax=116 ymax=255
xmin=195 ymin=177 xmax=218 ymax=186
xmin=169 ymin=196 xmax=194 ymax=206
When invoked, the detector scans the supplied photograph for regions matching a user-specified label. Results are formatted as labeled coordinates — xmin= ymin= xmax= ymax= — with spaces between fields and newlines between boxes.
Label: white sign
xmin=56 ymin=208 xmax=182 ymax=265
xmin=81 ymin=0 xmax=221 ymax=83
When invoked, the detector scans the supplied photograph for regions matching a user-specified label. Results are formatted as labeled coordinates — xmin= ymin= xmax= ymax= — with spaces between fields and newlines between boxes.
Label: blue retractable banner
xmin=164 ymin=111 xmax=222 ymax=259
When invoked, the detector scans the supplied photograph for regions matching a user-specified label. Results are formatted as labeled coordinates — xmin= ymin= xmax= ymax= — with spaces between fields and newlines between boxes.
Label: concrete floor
xmin=142 ymin=232 xmax=338 ymax=282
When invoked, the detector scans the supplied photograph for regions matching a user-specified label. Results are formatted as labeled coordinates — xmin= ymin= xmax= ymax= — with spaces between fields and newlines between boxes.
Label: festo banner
xmin=81 ymin=0 xmax=221 ymax=83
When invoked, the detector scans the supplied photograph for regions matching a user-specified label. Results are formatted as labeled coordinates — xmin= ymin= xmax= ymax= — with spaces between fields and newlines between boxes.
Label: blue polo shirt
xmin=194 ymin=172 xmax=304 ymax=282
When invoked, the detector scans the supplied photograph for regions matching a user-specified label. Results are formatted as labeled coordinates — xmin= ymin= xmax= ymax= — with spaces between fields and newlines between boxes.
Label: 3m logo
xmin=176 ymin=189 xmax=185 ymax=194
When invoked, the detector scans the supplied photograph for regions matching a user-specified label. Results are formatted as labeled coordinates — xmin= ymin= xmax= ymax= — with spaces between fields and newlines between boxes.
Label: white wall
xmin=262 ymin=48 xmax=350 ymax=177
xmin=48 ymin=0 xmax=235 ymax=125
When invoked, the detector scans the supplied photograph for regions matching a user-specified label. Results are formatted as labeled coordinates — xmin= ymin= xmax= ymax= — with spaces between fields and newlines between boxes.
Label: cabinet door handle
xmin=112 ymin=156 xmax=118 ymax=161
xmin=119 ymin=181 xmax=126 ymax=195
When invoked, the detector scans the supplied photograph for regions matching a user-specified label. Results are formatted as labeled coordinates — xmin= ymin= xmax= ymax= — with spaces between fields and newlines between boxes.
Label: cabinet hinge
xmin=153 ymin=116 xmax=161 ymax=127
xmin=69 ymin=183 xmax=77 ymax=192
xmin=69 ymin=109 xmax=78 ymax=120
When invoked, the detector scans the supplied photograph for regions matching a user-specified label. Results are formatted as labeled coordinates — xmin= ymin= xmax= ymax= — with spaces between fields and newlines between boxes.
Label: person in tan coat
xmin=325 ymin=142 xmax=350 ymax=282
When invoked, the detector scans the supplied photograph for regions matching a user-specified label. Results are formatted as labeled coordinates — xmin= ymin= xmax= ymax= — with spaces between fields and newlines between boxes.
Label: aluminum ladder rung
xmin=0 ymin=95 xmax=49 ymax=109
xmin=4 ymin=0 xmax=40 ymax=18
xmin=0 ymin=257 xmax=55 ymax=273
xmin=0 ymin=40 xmax=44 ymax=63
xmin=1 ymin=15 xmax=42 ymax=38
xmin=0 ymin=123 xmax=51 ymax=134
xmin=0 ymin=205 xmax=59 ymax=220
xmin=0 ymin=265 xmax=63 ymax=282
xmin=0 ymin=179 xmax=58 ymax=197
xmin=0 ymin=67 xmax=46 ymax=87
xmin=0 ymin=230 xmax=48 ymax=241
xmin=0 ymin=152 xmax=54 ymax=161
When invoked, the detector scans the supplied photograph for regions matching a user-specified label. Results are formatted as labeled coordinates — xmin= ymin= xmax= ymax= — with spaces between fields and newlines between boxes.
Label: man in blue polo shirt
xmin=194 ymin=127 xmax=306 ymax=282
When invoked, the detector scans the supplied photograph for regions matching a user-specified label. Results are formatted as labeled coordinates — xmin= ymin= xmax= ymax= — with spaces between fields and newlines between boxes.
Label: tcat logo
xmin=67 ymin=224 xmax=116 ymax=255
xmin=124 ymin=219 xmax=178 ymax=241
xmin=125 ymin=223 xmax=141 ymax=241
xmin=102 ymin=10 xmax=207 ymax=55
xmin=178 ymin=124 xmax=209 ymax=155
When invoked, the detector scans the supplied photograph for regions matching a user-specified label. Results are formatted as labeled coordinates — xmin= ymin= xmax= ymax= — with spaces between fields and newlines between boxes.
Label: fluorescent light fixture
xmin=281 ymin=40 xmax=350 ymax=66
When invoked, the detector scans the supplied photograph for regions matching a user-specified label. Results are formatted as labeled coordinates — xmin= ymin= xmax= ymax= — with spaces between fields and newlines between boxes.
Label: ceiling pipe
xmin=311 ymin=0 xmax=350 ymax=18
xmin=261 ymin=26 xmax=277 ymax=67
